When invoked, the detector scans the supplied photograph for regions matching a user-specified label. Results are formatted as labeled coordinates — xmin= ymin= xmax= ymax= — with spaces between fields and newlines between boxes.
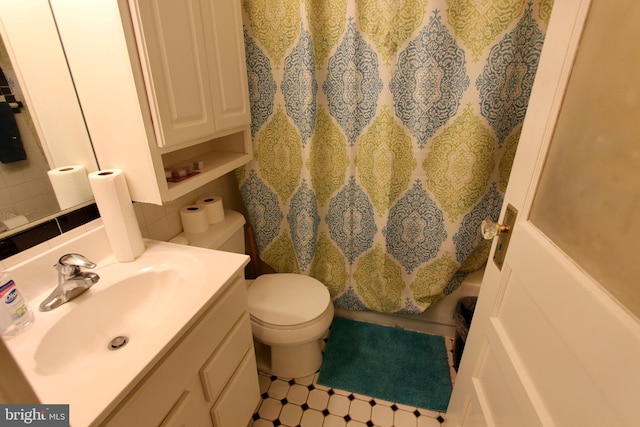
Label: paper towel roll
xmin=0 ymin=215 xmax=28 ymax=231
xmin=88 ymin=169 xmax=144 ymax=262
xmin=48 ymin=165 xmax=94 ymax=210
xmin=180 ymin=205 xmax=209 ymax=234
xmin=195 ymin=196 xmax=225 ymax=224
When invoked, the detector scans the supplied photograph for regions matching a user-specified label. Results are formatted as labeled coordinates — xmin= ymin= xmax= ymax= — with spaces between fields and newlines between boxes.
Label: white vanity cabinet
xmin=99 ymin=274 xmax=260 ymax=427
xmin=49 ymin=0 xmax=252 ymax=204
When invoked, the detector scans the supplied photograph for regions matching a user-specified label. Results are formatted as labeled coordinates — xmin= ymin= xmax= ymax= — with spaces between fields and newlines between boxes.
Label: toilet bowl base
xmin=254 ymin=339 xmax=323 ymax=379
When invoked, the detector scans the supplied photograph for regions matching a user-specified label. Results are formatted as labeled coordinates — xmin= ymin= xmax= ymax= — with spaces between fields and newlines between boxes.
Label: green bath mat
xmin=317 ymin=317 xmax=452 ymax=412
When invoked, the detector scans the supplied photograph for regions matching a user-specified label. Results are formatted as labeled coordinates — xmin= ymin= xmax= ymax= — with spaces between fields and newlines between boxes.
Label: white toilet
xmin=173 ymin=209 xmax=334 ymax=379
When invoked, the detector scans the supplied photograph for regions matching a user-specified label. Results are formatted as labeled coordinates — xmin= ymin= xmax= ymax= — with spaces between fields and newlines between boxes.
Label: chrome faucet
xmin=39 ymin=253 xmax=100 ymax=312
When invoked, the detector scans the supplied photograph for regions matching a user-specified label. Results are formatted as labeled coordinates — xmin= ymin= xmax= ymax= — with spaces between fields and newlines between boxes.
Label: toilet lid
xmin=248 ymin=273 xmax=330 ymax=326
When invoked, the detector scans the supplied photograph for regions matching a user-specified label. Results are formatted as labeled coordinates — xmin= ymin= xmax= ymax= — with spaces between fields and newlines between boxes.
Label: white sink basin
xmin=34 ymin=265 xmax=191 ymax=376
xmin=3 ymin=232 xmax=249 ymax=427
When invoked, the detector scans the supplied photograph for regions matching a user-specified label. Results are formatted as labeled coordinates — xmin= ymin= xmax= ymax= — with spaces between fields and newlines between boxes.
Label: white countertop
xmin=3 ymin=226 xmax=249 ymax=426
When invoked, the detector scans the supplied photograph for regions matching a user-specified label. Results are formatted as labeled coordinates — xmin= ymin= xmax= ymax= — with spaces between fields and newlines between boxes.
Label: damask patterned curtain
xmin=238 ymin=0 xmax=553 ymax=313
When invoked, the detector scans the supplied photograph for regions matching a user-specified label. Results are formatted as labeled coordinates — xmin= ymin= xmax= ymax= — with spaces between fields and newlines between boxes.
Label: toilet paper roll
xmin=47 ymin=165 xmax=93 ymax=210
xmin=195 ymin=196 xmax=225 ymax=224
xmin=180 ymin=205 xmax=209 ymax=234
xmin=88 ymin=169 xmax=144 ymax=262
xmin=0 ymin=215 xmax=28 ymax=231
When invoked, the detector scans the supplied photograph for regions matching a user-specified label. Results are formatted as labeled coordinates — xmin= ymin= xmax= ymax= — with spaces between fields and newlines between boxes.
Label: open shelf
xmin=158 ymin=129 xmax=252 ymax=201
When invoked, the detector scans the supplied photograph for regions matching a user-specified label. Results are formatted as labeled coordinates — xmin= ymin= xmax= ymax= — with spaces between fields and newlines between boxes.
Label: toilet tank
xmin=171 ymin=209 xmax=246 ymax=254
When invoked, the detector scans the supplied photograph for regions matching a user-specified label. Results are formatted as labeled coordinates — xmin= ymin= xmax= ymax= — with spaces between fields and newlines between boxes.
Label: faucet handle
xmin=55 ymin=253 xmax=97 ymax=276
xmin=58 ymin=253 xmax=97 ymax=268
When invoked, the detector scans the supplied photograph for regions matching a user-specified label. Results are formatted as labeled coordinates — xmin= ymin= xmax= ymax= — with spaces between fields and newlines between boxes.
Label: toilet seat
xmin=248 ymin=273 xmax=330 ymax=326
xmin=250 ymin=304 xmax=333 ymax=330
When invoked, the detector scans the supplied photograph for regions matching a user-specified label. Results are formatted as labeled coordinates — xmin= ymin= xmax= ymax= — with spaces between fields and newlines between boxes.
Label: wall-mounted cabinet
xmin=50 ymin=0 xmax=252 ymax=204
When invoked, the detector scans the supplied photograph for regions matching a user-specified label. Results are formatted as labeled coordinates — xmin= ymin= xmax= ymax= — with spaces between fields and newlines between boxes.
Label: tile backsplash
xmin=0 ymin=171 xmax=246 ymax=268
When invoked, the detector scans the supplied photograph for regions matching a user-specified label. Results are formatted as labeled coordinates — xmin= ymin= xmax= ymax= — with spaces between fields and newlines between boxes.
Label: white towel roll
xmin=180 ymin=205 xmax=209 ymax=234
xmin=195 ymin=196 xmax=225 ymax=224
xmin=47 ymin=165 xmax=93 ymax=210
xmin=88 ymin=169 xmax=144 ymax=262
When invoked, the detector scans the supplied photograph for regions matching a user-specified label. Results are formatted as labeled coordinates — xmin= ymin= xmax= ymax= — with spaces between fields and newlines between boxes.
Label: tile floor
xmin=250 ymin=335 xmax=456 ymax=427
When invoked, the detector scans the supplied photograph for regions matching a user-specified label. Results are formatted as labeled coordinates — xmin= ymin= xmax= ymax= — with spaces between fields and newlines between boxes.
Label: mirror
xmin=0 ymin=36 xmax=78 ymax=233
xmin=0 ymin=3 xmax=99 ymax=244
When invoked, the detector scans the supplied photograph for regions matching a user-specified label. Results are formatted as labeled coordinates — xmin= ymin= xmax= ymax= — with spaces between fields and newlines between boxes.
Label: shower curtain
xmin=237 ymin=0 xmax=553 ymax=313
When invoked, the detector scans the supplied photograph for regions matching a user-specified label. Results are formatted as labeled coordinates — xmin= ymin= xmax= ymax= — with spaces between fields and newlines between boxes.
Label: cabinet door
xmin=161 ymin=381 xmax=211 ymax=427
xmin=201 ymin=0 xmax=251 ymax=133
xmin=132 ymin=0 xmax=217 ymax=147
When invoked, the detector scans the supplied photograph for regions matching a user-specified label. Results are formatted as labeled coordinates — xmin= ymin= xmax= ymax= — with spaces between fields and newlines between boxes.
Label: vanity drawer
xmin=200 ymin=312 xmax=253 ymax=403
xmin=210 ymin=350 xmax=260 ymax=427
xmin=101 ymin=274 xmax=248 ymax=426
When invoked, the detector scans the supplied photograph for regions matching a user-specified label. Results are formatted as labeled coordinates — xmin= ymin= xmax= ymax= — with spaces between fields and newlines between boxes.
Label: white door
xmin=445 ymin=0 xmax=640 ymax=426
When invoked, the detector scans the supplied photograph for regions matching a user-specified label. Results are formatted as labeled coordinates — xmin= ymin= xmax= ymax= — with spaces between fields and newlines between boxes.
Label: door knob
xmin=480 ymin=204 xmax=518 ymax=270
xmin=480 ymin=219 xmax=509 ymax=240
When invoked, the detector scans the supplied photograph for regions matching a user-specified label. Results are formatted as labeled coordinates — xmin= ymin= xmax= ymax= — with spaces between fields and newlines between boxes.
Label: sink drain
xmin=108 ymin=336 xmax=129 ymax=350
